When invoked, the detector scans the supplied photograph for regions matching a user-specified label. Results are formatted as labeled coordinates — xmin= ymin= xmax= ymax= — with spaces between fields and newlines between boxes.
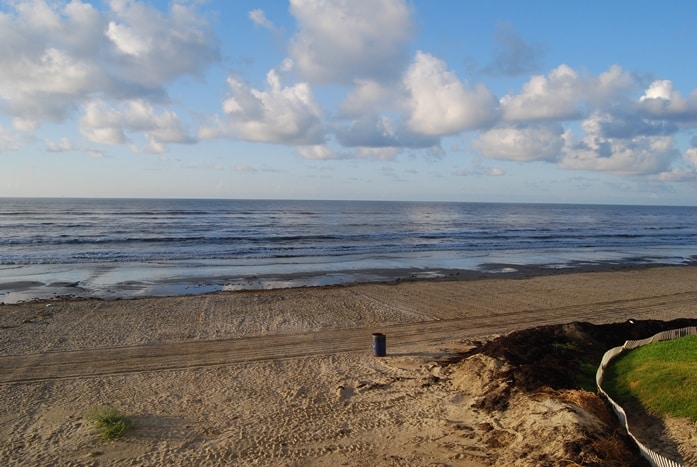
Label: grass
xmin=604 ymin=334 xmax=697 ymax=421
xmin=87 ymin=406 xmax=135 ymax=440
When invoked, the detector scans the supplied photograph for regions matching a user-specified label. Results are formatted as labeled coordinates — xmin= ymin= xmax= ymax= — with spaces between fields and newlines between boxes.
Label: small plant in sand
xmin=87 ymin=405 xmax=134 ymax=440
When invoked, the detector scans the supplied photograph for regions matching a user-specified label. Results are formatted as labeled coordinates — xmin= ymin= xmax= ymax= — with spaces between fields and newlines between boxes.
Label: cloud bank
xmin=2 ymin=0 xmax=697 ymax=184
xmin=0 ymin=0 xmax=217 ymax=152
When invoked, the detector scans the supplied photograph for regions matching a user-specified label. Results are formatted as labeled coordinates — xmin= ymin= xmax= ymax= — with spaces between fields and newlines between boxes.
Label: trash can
xmin=372 ymin=332 xmax=386 ymax=357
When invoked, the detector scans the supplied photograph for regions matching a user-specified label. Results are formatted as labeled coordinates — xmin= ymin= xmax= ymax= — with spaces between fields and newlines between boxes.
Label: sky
xmin=2 ymin=0 xmax=697 ymax=205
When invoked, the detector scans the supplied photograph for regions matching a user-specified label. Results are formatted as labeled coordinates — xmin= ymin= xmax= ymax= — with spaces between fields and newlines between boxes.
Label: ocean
xmin=2 ymin=198 xmax=697 ymax=303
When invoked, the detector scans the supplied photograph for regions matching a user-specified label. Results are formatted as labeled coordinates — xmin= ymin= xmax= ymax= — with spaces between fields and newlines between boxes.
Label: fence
xmin=596 ymin=326 xmax=697 ymax=467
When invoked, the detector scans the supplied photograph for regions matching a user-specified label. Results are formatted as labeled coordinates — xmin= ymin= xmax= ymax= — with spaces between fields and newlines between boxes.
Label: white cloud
xmin=13 ymin=118 xmax=39 ymax=132
xmin=469 ymin=65 xmax=693 ymax=176
xmin=19 ymin=47 xmax=98 ymax=95
xmin=340 ymin=80 xmax=407 ymax=118
xmin=234 ymin=164 xmax=258 ymax=173
xmin=500 ymin=64 xmax=638 ymax=123
xmin=587 ymin=65 xmax=636 ymax=105
xmin=297 ymin=145 xmax=342 ymax=160
xmin=639 ymin=80 xmax=686 ymax=117
xmin=404 ymin=52 xmax=499 ymax=136
xmin=473 ymin=124 xmax=565 ymax=162
xmin=202 ymin=64 xmax=324 ymax=145
xmin=501 ymin=65 xmax=583 ymax=121
xmin=356 ymin=147 xmax=400 ymax=160
xmin=454 ymin=159 xmax=506 ymax=177
xmin=0 ymin=125 xmax=20 ymax=151
xmin=80 ymin=100 xmax=126 ymax=145
xmin=86 ymin=148 xmax=105 ymax=159
xmin=685 ymin=146 xmax=697 ymax=167
xmin=122 ymin=100 xmax=194 ymax=145
xmin=656 ymin=146 xmax=697 ymax=181
xmin=0 ymin=21 xmax=106 ymax=122
xmin=657 ymin=168 xmax=697 ymax=182
xmin=80 ymin=99 xmax=194 ymax=152
xmin=46 ymin=137 xmax=74 ymax=152
xmin=559 ymin=113 xmax=678 ymax=175
xmin=473 ymin=109 xmax=680 ymax=175
xmin=288 ymin=0 xmax=413 ymax=84
xmin=641 ymin=80 xmax=674 ymax=101
xmin=106 ymin=20 xmax=151 ymax=57
xmin=249 ymin=9 xmax=275 ymax=30
xmin=0 ymin=0 xmax=218 ymax=130
xmin=638 ymin=79 xmax=697 ymax=121
xmin=103 ymin=0 xmax=219 ymax=88
xmin=336 ymin=115 xmax=439 ymax=149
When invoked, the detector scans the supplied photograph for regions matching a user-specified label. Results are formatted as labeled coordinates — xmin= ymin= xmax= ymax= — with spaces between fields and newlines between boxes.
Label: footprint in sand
xmin=335 ymin=385 xmax=354 ymax=401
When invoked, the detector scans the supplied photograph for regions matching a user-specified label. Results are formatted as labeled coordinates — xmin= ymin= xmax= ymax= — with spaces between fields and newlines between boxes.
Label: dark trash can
xmin=372 ymin=332 xmax=386 ymax=357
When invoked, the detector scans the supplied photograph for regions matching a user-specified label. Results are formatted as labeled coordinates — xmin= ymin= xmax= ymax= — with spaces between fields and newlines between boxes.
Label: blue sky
xmin=2 ymin=0 xmax=697 ymax=204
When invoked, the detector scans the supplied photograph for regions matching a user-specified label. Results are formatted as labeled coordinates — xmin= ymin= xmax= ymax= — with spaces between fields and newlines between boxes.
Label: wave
xmin=1 ymin=227 xmax=694 ymax=249
xmin=2 ymin=199 xmax=696 ymax=269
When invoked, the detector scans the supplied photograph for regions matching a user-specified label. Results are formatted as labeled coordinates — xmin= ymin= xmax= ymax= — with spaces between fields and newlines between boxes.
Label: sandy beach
xmin=1 ymin=266 xmax=696 ymax=465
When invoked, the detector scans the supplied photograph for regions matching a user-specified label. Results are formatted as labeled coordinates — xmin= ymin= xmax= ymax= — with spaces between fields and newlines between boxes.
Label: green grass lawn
xmin=604 ymin=334 xmax=697 ymax=422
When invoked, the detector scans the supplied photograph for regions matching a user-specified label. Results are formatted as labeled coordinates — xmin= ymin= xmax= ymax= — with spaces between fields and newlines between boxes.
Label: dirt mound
xmin=446 ymin=318 xmax=697 ymax=466
xmin=471 ymin=318 xmax=697 ymax=396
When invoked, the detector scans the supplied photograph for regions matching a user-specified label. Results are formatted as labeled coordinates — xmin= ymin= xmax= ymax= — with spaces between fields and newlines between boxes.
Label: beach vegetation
xmin=550 ymin=340 xmax=596 ymax=391
xmin=551 ymin=341 xmax=577 ymax=352
xmin=604 ymin=335 xmax=697 ymax=421
xmin=87 ymin=405 xmax=135 ymax=440
xmin=576 ymin=361 xmax=598 ymax=392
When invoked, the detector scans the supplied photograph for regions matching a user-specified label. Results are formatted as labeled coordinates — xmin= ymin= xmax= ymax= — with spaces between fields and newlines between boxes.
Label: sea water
xmin=1 ymin=198 xmax=696 ymax=303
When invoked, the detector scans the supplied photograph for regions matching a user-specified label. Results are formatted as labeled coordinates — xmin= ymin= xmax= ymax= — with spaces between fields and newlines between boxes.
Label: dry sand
xmin=1 ymin=266 xmax=696 ymax=465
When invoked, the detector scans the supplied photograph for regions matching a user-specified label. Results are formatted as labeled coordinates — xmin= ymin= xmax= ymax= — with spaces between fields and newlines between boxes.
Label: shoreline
xmin=2 ymin=264 xmax=696 ymax=355
xmin=2 ymin=258 xmax=695 ymax=305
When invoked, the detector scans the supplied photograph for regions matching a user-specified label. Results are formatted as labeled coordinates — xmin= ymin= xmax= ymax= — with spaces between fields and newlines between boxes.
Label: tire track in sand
xmin=1 ymin=290 xmax=696 ymax=384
